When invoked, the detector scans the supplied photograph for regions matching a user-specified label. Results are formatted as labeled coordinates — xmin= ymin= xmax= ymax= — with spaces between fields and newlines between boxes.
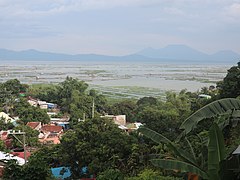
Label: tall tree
xmin=217 ymin=62 xmax=240 ymax=98
xmin=60 ymin=117 xmax=139 ymax=178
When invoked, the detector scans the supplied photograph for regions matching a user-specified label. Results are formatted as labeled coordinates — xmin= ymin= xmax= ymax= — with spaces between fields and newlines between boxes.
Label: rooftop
xmin=42 ymin=125 xmax=63 ymax=133
xmin=26 ymin=122 xmax=41 ymax=129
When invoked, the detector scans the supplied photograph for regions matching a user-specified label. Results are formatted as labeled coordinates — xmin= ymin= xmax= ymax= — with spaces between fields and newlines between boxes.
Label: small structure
xmin=51 ymin=167 xmax=71 ymax=180
xmin=38 ymin=100 xmax=48 ymax=109
xmin=101 ymin=115 xmax=126 ymax=126
xmin=28 ymin=97 xmax=57 ymax=110
xmin=0 ymin=151 xmax=25 ymax=165
xmin=0 ymin=131 xmax=8 ymax=141
xmin=26 ymin=122 xmax=42 ymax=131
xmin=11 ymin=151 xmax=31 ymax=160
xmin=198 ymin=94 xmax=211 ymax=99
xmin=0 ymin=151 xmax=26 ymax=177
xmin=39 ymin=124 xmax=63 ymax=144
xmin=27 ymin=97 xmax=38 ymax=107
xmin=126 ymin=122 xmax=143 ymax=132
xmin=118 ymin=122 xmax=143 ymax=133
xmin=50 ymin=116 xmax=70 ymax=130
xmin=0 ymin=112 xmax=14 ymax=123
xmin=0 ymin=131 xmax=12 ymax=149
xmin=41 ymin=124 xmax=63 ymax=134
xmin=47 ymin=103 xmax=56 ymax=109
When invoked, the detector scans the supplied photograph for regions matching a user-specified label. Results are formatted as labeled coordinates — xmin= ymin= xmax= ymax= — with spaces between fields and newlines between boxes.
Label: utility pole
xmin=92 ymin=98 xmax=95 ymax=119
xmin=83 ymin=112 xmax=86 ymax=121
xmin=8 ymin=130 xmax=27 ymax=164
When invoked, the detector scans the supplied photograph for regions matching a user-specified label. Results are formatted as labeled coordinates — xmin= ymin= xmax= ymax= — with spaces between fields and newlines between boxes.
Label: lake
xmin=0 ymin=61 xmax=231 ymax=99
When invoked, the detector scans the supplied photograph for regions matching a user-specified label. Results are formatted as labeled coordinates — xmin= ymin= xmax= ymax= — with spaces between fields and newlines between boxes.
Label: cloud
xmin=0 ymin=0 xmax=165 ymax=18
xmin=0 ymin=0 xmax=239 ymax=54
xmin=163 ymin=7 xmax=185 ymax=16
xmin=226 ymin=3 xmax=240 ymax=17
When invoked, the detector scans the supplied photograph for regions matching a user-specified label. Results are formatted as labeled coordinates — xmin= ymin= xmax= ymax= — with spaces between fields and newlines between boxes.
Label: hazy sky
xmin=0 ymin=0 xmax=240 ymax=55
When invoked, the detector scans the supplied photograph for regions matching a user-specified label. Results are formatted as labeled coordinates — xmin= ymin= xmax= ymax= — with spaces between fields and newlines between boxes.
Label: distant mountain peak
xmin=136 ymin=44 xmax=240 ymax=62
xmin=0 ymin=46 xmax=239 ymax=63
xmin=165 ymin=44 xmax=190 ymax=48
xmin=21 ymin=49 xmax=39 ymax=52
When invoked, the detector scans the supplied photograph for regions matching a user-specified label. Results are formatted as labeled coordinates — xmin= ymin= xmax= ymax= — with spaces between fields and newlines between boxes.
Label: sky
xmin=0 ymin=0 xmax=240 ymax=55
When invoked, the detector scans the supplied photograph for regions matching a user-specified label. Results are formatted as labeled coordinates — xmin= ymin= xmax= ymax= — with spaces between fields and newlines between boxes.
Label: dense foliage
xmin=217 ymin=62 xmax=240 ymax=98
xmin=1 ymin=61 xmax=240 ymax=179
xmin=60 ymin=117 xmax=142 ymax=178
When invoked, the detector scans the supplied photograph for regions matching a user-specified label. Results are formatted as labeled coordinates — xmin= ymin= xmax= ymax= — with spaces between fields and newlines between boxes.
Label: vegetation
xmin=1 ymin=62 xmax=240 ymax=179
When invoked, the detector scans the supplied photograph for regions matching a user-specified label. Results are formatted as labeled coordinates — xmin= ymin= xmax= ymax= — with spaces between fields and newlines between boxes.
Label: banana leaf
xmin=208 ymin=123 xmax=226 ymax=180
xmin=138 ymin=126 xmax=171 ymax=144
xmin=139 ymin=127 xmax=198 ymax=166
xmin=151 ymin=159 xmax=209 ymax=179
xmin=180 ymin=98 xmax=240 ymax=134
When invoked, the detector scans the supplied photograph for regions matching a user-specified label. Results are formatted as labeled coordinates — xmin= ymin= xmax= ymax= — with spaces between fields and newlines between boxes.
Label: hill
xmin=0 ymin=45 xmax=239 ymax=63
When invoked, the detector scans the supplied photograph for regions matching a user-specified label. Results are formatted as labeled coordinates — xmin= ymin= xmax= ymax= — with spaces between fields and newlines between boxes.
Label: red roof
xmin=11 ymin=151 xmax=31 ymax=160
xmin=42 ymin=125 xmax=63 ymax=133
xmin=26 ymin=122 xmax=41 ymax=129
xmin=1 ymin=132 xmax=8 ymax=136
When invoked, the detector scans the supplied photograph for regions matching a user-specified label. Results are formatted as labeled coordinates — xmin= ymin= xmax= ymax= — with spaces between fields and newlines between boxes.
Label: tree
xmin=127 ymin=169 xmax=180 ymax=180
xmin=108 ymin=100 xmax=136 ymax=122
xmin=97 ymin=169 xmax=124 ymax=180
xmin=89 ymin=89 xmax=107 ymax=114
xmin=217 ymin=62 xmax=240 ymax=98
xmin=1 ymin=79 xmax=28 ymax=95
xmin=137 ymin=97 xmax=157 ymax=107
xmin=136 ymin=91 xmax=191 ymax=139
xmin=13 ymin=98 xmax=50 ymax=124
xmin=32 ymin=145 xmax=62 ymax=167
xmin=60 ymin=117 xmax=139 ymax=178
xmin=12 ymin=125 xmax=40 ymax=148
xmin=58 ymin=76 xmax=88 ymax=111
xmin=3 ymin=154 xmax=54 ymax=180
xmin=137 ymin=106 xmax=179 ymax=139
xmin=28 ymin=84 xmax=59 ymax=104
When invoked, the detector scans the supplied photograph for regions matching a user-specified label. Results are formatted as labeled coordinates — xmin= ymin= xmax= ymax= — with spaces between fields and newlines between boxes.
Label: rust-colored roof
xmin=1 ymin=132 xmax=8 ymax=136
xmin=26 ymin=122 xmax=41 ymax=129
xmin=11 ymin=151 xmax=31 ymax=160
xmin=42 ymin=125 xmax=63 ymax=133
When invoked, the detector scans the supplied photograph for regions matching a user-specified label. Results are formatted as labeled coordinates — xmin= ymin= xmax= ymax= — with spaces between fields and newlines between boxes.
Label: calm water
xmin=0 ymin=61 xmax=231 ymax=96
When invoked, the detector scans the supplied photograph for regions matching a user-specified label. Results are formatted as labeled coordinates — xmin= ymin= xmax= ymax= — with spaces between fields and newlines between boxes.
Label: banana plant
xmin=139 ymin=123 xmax=226 ymax=179
xmin=180 ymin=98 xmax=240 ymax=135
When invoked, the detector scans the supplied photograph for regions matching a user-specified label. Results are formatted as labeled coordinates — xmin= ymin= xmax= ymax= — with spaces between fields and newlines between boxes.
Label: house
xmin=54 ymin=122 xmax=70 ymax=130
xmin=0 ymin=131 xmax=12 ymax=149
xmin=101 ymin=115 xmax=126 ymax=126
xmin=0 ymin=112 xmax=14 ymax=123
xmin=0 ymin=151 xmax=25 ymax=165
xmin=10 ymin=151 xmax=31 ymax=160
xmin=0 ymin=131 xmax=8 ymax=141
xmin=38 ymin=100 xmax=48 ymax=109
xmin=118 ymin=122 xmax=143 ymax=133
xmin=0 ymin=151 xmax=26 ymax=177
xmin=50 ymin=116 xmax=70 ymax=130
xmin=39 ymin=124 xmax=63 ymax=144
xmin=126 ymin=122 xmax=143 ymax=132
xmin=26 ymin=122 xmax=42 ymax=131
xmin=27 ymin=97 xmax=38 ymax=107
xmin=41 ymin=124 xmax=63 ymax=134
xmin=47 ymin=103 xmax=56 ymax=109
xmin=28 ymin=97 xmax=58 ymax=110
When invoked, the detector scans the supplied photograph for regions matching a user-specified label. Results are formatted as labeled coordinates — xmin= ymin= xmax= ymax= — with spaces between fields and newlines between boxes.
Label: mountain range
xmin=0 ymin=44 xmax=239 ymax=63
